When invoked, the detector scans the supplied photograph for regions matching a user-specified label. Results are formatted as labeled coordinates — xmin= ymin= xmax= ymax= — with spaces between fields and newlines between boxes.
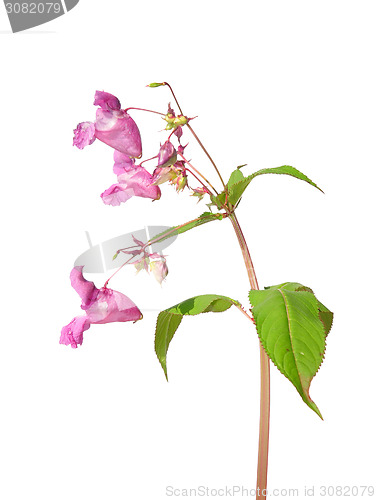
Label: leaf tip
xmin=315 ymin=407 xmax=324 ymax=420
xmin=305 ymin=394 xmax=323 ymax=420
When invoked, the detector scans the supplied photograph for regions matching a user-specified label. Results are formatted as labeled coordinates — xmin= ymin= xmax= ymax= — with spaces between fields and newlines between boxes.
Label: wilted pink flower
xmin=151 ymin=160 xmax=188 ymax=192
xmin=149 ymin=256 xmax=168 ymax=285
xmin=133 ymin=256 xmax=150 ymax=274
xmin=101 ymin=151 xmax=161 ymax=206
xmin=191 ymin=186 xmax=210 ymax=202
xmin=170 ymin=161 xmax=188 ymax=192
xmin=151 ymin=166 xmax=176 ymax=186
xmin=73 ymin=91 xmax=142 ymax=158
xmin=60 ymin=267 xmax=142 ymax=348
xmin=131 ymin=250 xmax=168 ymax=285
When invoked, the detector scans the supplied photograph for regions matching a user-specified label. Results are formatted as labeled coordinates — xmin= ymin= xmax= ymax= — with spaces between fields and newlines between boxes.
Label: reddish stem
xmin=161 ymin=82 xmax=184 ymax=115
xmin=159 ymin=82 xmax=225 ymax=190
xmin=103 ymin=255 xmax=135 ymax=288
xmin=139 ymin=155 xmax=158 ymax=167
xmin=151 ymin=81 xmax=270 ymax=496
xmin=143 ymin=213 xmax=227 ymax=250
xmin=124 ymin=107 xmax=165 ymax=116
xmin=184 ymin=168 xmax=213 ymax=196
xmin=229 ymin=213 xmax=270 ymax=500
xmin=186 ymin=123 xmax=226 ymax=189
xmin=177 ymin=151 xmax=219 ymax=195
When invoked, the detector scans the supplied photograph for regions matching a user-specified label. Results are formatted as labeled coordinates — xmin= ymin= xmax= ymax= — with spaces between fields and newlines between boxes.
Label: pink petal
xmin=60 ymin=316 xmax=91 ymax=348
xmin=73 ymin=122 xmax=96 ymax=149
xmin=94 ymin=109 xmax=142 ymax=157
xmin=94 ymin=91 xmax=121 ymax=111
xmin=86 ymin=288 xmax=142 ymax=324
xmin=117 ymin=167 xmax=161 ymax=200
xmin=113 ymin=150 xmax=136 ymax=175
xmin=100 ymin=183 xmax=133 ymax=206
xmin=70 ymin=266 xmax=98 ymax=306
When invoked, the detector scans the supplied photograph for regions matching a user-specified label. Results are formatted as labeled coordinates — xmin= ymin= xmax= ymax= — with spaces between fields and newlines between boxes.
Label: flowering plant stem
xmin=229 ymin=213 xmax=270 ymax=500
xmin=184 ymin=101 xmax=270 ymax=495
xmin=177 ymin=81 xmax=270 ymax=495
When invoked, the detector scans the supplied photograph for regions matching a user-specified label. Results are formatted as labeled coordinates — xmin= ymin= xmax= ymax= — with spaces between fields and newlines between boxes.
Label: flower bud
xmin=157 ymin=141 xmax=177 ymax=168
xmin=164 ymin=113 xmax=188 ymax=131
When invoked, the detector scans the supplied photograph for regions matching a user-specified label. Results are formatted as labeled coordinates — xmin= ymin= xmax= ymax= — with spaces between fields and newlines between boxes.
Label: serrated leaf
xmin=227 ymin=167 xmax=245 ymax=188
xmin=249 ymin=282 xmax=333 ymax=419
xmin=247 ymin=166 xmax=324 ymax=192
xmin=317 ymin=301 xmax=333 ymax=338
xmin=150 ymin=212 xmax=223 ymax=246
xmin=227 ymin=177 xmax=252 ymax=206
xmin=155 ymin=294 xmax=240 ymax=379
xmin=227 ymin=165 xmax=323 ymax=207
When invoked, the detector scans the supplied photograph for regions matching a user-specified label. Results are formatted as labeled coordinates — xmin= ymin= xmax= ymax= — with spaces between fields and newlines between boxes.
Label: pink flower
xmin=73 ymin=91 xmax=142 ymax=158
xmin=101 ymin=151 xmax=161 ymax=206
xmin=60 ymin=267 xmax=142 ymax=348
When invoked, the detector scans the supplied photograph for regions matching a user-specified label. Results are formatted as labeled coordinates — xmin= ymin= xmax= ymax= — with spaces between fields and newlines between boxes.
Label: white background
xmin=1 ymin=1 xmax=375 ymax=499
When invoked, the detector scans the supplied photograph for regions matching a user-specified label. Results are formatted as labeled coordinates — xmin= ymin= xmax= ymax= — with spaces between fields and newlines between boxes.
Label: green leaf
xmin=227 ymin=177 xmax=251 ymax=206
xmin=210 ymin=192 xmax=227 ymax=210
xmin=155 ymin=294 xmax=240 ymax=379
xmin=249 ymin=282 xmax=333 ymax=419
xmin=209 ymin=166 xmax=249 ymax=210
xmin=227 ymin=165 xmax=323 ymax=207
xmin=317 ymin=301 xmax=334 ymax=338
xmin=293 ymin=285 xmax=333 ymax=338
xmin=247 ymin=165 xmax=324 ymax=192
xmin=148 ymin=82 xmax=165 ymax=87
xmin=227 ymin=166 xmax=246 ymax=189
xmin=149 ymin=212 xmax=224 ymax=246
